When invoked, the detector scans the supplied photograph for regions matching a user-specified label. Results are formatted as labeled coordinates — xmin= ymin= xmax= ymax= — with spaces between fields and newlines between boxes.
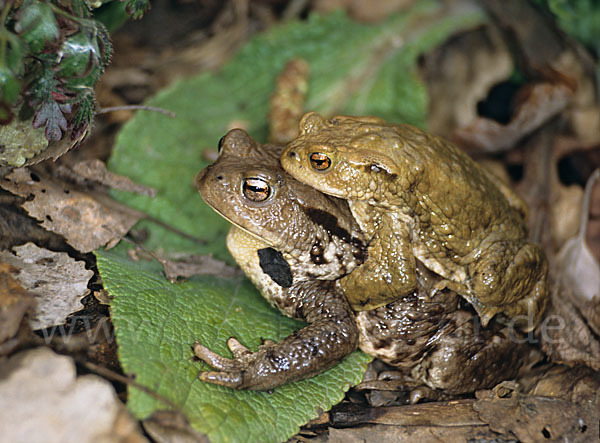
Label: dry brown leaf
xmin=160 ymin=254 xmax=242 ymax=282
xmin=423 ymin=25 xmax=513 ymax=138
xmin=0 ymin=168 xmax=141 ymax=253
xmin=525 ymin=365 xmax=600 ymax=406
xmin=69 ymin=159 xmax=157 ymax=197
xmin=0 ymin=347 xmax=146 ymax=443
xmin=327 ymin=423 xmax=492 ymax=442
xmin=551 ymin=183 xmax=584 ymax=249
xmin=541 ymin=170 xmax=600 ymax=371
xmin=313 ymin=0 xmax=414 ymax=22
xmin=453 ymin=80 xmax=573 ymax=152
xmin=268 ymin=58 xmax=310 ymax=144
xmin=557 ymin=169 xmax=600 ymax=303
xmin=0 ymin=263 xmax=34 ymax=343
xmin=329 ymin=400 xmax=484 ymax=427
xmin=540 ymin=288 xmax=600 ymax=371
xmin=474 ymin=383 xmax=597 ymax=442
xmin=0 ymin=243 xmax=93 ymax=330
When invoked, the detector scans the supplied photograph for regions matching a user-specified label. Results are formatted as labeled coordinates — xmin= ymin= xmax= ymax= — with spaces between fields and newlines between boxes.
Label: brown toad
xmin=281 ymin=112 xmax=548 ymax=328
xmin=194 ymin=129 xmax=530 ymax=392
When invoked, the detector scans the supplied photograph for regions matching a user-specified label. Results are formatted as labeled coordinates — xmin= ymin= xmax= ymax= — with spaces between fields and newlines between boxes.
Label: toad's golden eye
xmin=309 ymin=152 xmax=331 ymax=171
xmin=242 ymin=177 xmax=271 ymax=202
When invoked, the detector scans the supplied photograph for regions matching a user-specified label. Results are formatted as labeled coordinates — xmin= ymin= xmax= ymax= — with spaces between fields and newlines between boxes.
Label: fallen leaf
xmin=0 ymin=202 xmax=70 ymax=251
xmin=96 ymin=249 xmax=372 ymax=443
xmin=268 ymin=58 xmax=310 ymax=144
xmin=423 ymin=24 xmax=513 ymax=138
xmin=525 ymin=365 xmax=600 ymax=406
xmin=0 ymin=116 xmax=48 ymax=167
xmin=453 ymin=80 xmax=573 ymax=152
xmin=0 ymin=263 xmax=34 ymax=343
xmin=540 ymin=287 xmax=600 ymax=371
xmin=159 ymin=254 xmax=242 ymax=282
xmin=557 ymin=169 xmax=600 ymax=303
xmin=313 ymin=0 xmax=415 ymax=23
xmin=69 ymin=159 xmax=157 ymax=197
xmin=551 ymin=183 xmax=584 ymax=249
xmin=539 ymin=170 xmax=600 ymax=371
xmin=474 ymin=383 xmax=598 ymax=442
xmin=0 ymin=243 xmax=93 ymax=330
xmin=0 ymin=347 xmax=146 ymax=443
xmin=0 ymin=167 xmax=141 ymax=253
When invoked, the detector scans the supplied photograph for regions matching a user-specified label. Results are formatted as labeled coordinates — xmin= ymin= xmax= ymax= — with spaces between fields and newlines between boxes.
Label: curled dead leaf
xmin=423 ymin=25 xmax=513 ymax=137
xmin=0 ymin=168 xmax=142 ymax=253
xmin=454 ymin=80 xmax=574 ymax=152
xmin=68 ymin=159 xmax=157 ymax=197
xmin=474 ymin=383 xmax=598 ymax=441
xmin=268 ymin=58 xmax=310 ymax=144
xmin=0 ymin=263 xmax=34 ymax=343
xmin=0 ymin=243 xmax=93 ymax=330
xmin=557 ymin=169 xmax=600 ymax=303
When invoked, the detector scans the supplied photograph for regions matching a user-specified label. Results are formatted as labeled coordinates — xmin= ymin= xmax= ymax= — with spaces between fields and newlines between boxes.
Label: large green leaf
xmin=99 ymin=3 xmax=487 ymax=442
xmin=97 ymin=250 xmax=371 ymax=442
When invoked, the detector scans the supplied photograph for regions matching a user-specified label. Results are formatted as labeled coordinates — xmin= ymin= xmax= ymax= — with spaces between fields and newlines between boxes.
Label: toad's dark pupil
xmin=243 ymin=178 xmax=271 ymax=202
xmin=309 ymin=152 xmax=331 ymax=171
xmin=217 ymin=135 xmax=225 ymax=153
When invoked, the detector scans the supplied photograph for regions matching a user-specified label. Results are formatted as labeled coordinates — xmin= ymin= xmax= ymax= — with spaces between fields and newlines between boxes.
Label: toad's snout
xmin=195 ymin=167 xmax=209 ymax=189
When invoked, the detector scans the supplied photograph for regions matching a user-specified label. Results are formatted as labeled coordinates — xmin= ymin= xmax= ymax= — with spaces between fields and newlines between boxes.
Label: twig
xmin=80 ymin=359 xmax=181 ymax=411
xmin=97 ymin=105 xmax=176 ymax=118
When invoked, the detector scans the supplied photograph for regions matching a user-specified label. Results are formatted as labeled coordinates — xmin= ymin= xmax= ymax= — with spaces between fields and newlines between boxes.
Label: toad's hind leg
xmin=469 ymin=241 xmax=548 ymax=330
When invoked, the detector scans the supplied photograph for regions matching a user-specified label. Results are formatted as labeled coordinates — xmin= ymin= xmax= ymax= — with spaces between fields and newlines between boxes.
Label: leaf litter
xmin=0 ymin=263 xmax=35 ymax=343
xmin=1 ymin=0 xmax=599 ymax=441
xmin=0 ymin=243 xmax=93 ymax=330
xmin=0 ymin=347 xmax=146 ymax=443
xmin=0 ymin=167 xmax=142 ymax=253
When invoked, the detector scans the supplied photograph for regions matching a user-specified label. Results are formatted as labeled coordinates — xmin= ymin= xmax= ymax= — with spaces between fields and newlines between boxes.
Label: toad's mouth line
xmin=203 ymin=199 xmax=274 ymax=248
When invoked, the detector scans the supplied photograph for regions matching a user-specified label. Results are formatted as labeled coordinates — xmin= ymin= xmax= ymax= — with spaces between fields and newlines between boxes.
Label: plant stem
xmin=0 ymin=1 xmax=12 ymax=64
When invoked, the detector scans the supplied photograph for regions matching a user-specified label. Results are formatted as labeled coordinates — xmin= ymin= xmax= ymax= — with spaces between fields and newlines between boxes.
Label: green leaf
xmin=16 ymin=1 xmax=60 ymax=53
xmin=97 ymin=250 xmax=371 ymax=443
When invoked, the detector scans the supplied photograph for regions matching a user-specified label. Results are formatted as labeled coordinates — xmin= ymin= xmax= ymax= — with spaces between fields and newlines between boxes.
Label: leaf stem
xmin=97 ymin=104 xmax=177 ymax=118
xmin=47 ymin=1 xmax=92 ymax=26
xmin=0 ymin=1 xmax=13 ymax=64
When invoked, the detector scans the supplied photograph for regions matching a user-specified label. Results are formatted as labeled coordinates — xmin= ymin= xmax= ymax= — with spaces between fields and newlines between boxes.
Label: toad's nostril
xmin=288 ymin=151 xmax=297 ymax=159
xmin=216 ymin=175 xmax=223 ymax=181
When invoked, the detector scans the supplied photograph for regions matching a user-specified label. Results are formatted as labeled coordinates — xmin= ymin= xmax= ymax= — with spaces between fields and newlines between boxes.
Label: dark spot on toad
xmin=258 ymin=247 xmax=293 ymax=288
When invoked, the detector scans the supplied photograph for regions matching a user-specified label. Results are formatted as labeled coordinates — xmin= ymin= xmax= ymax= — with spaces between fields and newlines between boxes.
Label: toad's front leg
xmin=341 ymin=212 xmax=417 ymax=311
xmin=193 ymin=281 xmax=358 ymax=390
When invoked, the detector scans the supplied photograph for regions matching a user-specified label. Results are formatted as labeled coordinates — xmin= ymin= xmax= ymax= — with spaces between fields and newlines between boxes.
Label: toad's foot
xmin=193 ymin=290 xmax=359 ymax=390
xmin=469 ymin=242 xmax=548 ymax=331
xmin=194 ymin=338 xmax=277 ymax=389
xmin=431 ymin=279 xmax=499 ymax=328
